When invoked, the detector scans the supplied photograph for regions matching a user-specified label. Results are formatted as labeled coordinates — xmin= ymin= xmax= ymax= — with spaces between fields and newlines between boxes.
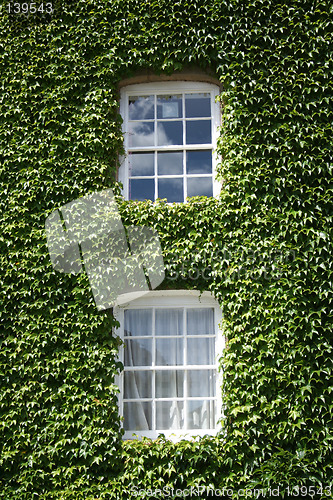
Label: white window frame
xmin=114 ymin=290 xmax=224 ymax=441
xmin=119 ymin=81 xmax=221 ymax=202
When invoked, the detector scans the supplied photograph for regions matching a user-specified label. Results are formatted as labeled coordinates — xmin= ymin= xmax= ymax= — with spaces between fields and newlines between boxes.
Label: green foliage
xmin=0 ymin=0 xmax=332 ymax=497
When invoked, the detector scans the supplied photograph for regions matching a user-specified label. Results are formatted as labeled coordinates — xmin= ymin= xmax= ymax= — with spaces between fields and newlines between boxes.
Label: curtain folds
xmin=123 ymin=307 xmax=216 ymax=431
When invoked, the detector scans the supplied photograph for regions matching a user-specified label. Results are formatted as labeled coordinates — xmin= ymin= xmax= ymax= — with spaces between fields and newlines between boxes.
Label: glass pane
xmin=187 ymin=400 xmax=215 ymax=429
xmin=157 ymin=121 xmax=183 ymax=146
xmin=125 ymin=339 xmax=152 ymax=366
xmin=187 ymin=338 xmax=215 ymax=365
xmin=158 ymin=178 xmax=183 ymax=203
xmin=187 ymin=370 xmax=216 ymax=397
xmin=156 ymin=401 xmax=184 ymax=430
xmin=125 ymin=309 xmax=152 ymax=336
xmin=187 ymin=308 xmax=214 ymax=335
xmin=187 ymin=177 xmax=213 ymax=198
xmin=157 ymin=95 xmax=182 ymax=119
xmin=157 ymin=152 xmax=183 ymax=176
xmin=129 ymin=95 xmax=154 ymax=120
xmin=156 ymin=338 xmax=184 ymax=366
xmin=129 ymin=152 xmax=154 ymax=176
xmin=124 ymin=371 xmax=152 ymax=399
xmin=186 ymin=120 xmax=211 ymax=144
xmin=155 ymin=309 xmax=183 ymax=336
xmin=185 ymin=93 xmax=211 ymax=118
xmin=129 ymin=178 xmax=155 ymax=201
xmin=129 ymin=122 xmax=154 ymax=147
xmin=186 ymin=150 xmax=212 ymax=174
xmin=155 ymin=370 xmax=184 ymax=398
xmin=124 ymin=401 xmax=152 ymax=430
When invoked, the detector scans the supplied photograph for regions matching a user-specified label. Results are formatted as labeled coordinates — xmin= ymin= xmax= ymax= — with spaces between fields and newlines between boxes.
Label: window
xmin=119 ymin=82 xmax=221 ymax=203
xmin=114 ymin=291 xmax=223 ymax=440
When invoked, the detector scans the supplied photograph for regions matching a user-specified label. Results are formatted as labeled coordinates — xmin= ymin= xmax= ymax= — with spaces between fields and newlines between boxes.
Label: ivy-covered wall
xmin=0 ymin=0 xmax=332 ymax=498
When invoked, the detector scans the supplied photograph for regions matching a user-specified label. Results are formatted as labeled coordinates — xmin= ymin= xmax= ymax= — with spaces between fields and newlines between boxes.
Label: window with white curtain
xmin=114 ymin=291 xmax=223 ymax=440
xmin=118 ymin=81 xmax=221 ymax=203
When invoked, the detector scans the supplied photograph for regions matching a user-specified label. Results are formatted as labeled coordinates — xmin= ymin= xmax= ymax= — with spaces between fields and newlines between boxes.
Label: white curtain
xmin=124 ymin=308 xmax=152 ymax=336
xmin=123 ymin=308 xmax=216 ymax=431
xmin=187 ymin=308 xmax=214 ymax=335
xmin=124 ymin=309 xmax=153 ymax=430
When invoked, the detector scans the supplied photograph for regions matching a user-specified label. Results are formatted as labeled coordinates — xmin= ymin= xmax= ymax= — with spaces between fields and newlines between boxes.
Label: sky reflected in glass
xmin=186 ymin=120 xmax=211 ymax=144
xmin=187 ymin=177 xmax=213 ymax=198
xmin=130 ymin=178 xmax=155 ymax=201
xmin=129 ymin=152 xmax=154 ymax=176
xmin=158 ymin=152 xmax=183 ymax=175
xmin=157 ymin=121 xmax=183 ymax=146
xmin=186 ymin=150 xmax=212 ymax=174
xmin=129 ymin=95 xmax=154 ymax=120
xmin=157 ymin=95 xmax=182 ymax=119
xmin=127 ymin=92 xmax=215 ymax=202
xmin=158 ymin=178 xmax=183 ymax=202
xmin=185 ymin=93 xmax=211 ymax=118
xmin=129 ymin=122 xmax=154 ymax=147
